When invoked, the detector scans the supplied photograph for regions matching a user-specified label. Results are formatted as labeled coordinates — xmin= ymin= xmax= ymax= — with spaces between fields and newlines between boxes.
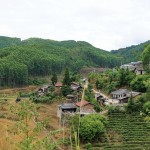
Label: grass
xmin=0 ymin=86 xmax=69 ymax=150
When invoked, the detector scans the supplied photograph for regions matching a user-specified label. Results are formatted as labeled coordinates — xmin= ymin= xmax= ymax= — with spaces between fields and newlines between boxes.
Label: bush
xmin=30 ymin=94 xmax=56 ymax=103
xmin=126 ymin=96 xmax=142 ymax=113
xmin=80 ymin=114 xmax=107 ymax=142
xmin=61 ymin=85 xmax=71 ymax=96
xmin=108 ymin=106 xmax=124 ymax=114
xmin=130 ymin=75 xmax=150 ymax=92
xmin=19 ymin=92 xmax=33 ymax=97
xmin=143 ymin=101 xmax=150 ymax=116
xmin=84 ymin=143 xmax=93 ymax=150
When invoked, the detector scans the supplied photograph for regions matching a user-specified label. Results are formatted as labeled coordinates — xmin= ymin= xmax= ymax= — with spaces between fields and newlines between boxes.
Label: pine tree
xmin=63 ymin=68 xmax=71 ymax=86
xmin=51 ymin=73 xmax=58 ymax=85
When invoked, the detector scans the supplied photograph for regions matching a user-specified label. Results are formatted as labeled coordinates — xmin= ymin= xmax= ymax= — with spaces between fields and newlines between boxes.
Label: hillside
xmin=0 ymin=36 xmax=21 ymax=48
xmin=111 ymin=41 xmax=150 ymax=63
xmin=0 ymin=36 xmax=121 ymax=86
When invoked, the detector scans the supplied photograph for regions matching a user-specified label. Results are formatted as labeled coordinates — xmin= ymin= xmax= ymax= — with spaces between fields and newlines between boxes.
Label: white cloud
xmin=0 ymin=0 xmax=150 ymax=50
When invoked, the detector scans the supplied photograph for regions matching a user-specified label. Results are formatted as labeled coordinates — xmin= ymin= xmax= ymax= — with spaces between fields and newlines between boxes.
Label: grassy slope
xmin=0 ymin=87 xmax=65 ymax=149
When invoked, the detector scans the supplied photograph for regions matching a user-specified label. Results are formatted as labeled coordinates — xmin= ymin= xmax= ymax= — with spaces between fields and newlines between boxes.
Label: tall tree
xmin=51 ymin=73 xmax=58 ymax=85
xmin=63 ymin=68 xmax=71 ymax=86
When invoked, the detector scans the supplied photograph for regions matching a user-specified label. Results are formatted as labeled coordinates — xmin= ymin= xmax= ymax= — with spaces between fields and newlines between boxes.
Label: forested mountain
xmin=0 ymin=36 xmax=149 ymax=87
xmin=0 ymin=36 xmax=21 ymax=48
xmin=111 ymin=41 xmax=150 ymax=63
xmin=0 ymin=36 xmax=121 ymax=87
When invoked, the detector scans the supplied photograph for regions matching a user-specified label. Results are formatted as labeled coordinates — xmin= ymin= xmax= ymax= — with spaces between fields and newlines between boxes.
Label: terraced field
xmin=97 ymin=113 xmax=150 ymax=150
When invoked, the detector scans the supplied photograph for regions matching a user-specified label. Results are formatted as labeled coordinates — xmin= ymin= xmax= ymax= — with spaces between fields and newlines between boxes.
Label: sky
xmin=0 ymin=0 xmax=150 ymax=51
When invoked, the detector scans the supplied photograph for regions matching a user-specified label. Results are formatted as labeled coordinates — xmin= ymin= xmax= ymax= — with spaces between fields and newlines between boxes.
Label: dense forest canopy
xmin=0 ymin=36 xmax=149 ymax=87
xmin=111 ymin=40 xmax=150 ymax=63
xmin=0 ymin=36 xmax=21 ymax=48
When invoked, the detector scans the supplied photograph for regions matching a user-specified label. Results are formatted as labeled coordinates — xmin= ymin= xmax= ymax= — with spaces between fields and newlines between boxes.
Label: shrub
xmin=79 ymin=114 xmax=107 ymax=142
xmin=108 ymin=106 xmax=124 ymax=114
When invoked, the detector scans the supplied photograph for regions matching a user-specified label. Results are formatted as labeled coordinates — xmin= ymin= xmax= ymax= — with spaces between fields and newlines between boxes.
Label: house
xmin=55 ymin=82 xmax=63 ymax=88
xmin=94 ymin=93 xmax=105 ymax=105
xmin=111 ymin=89 xmax=129 ymax=103
xmin=111 ymin=89 xmax=141 ymax=104
xmin=57 ymin=103 xmax=77 ymax=118
xmin=120 ymin=61 xmax=145 ymax=75
xmin=127 ymin=91 xmax=141 ymax=98
xmin=80 ymin=78 xmax=86 ymax=83
xmin=66 ymin=94 xmax=77 ymax=102
xmin=120 ymin=64 xmax=135 ymax=71
xmin=117 ymin=97 xmax=128 ymax=103
xmin=70 ymin=82 xmax=82 ymax=91
xmin=75 ymin=100 xmax=95 ymax=115
xmin=38 ymin=85 xmax=49 ymax=93
xmin=111 ymin=89 xmax=129 ymax=99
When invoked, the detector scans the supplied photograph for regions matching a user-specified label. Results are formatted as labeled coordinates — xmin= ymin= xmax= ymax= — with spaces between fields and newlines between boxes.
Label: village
xmin=30 ymin=60 xmax=144 ymax=122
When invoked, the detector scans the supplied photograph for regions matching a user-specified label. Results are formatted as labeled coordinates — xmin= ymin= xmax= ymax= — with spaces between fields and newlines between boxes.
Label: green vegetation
xmin=0 ymin=36 xmax=21 ymax=48
xmin=98 ymin=113 xmax=150 ymax=149
xmin=0 ymin=36 xmax=122 ymax=87
xmin=71 ymin=114 xmax=107 ymax=143
xmin=89 ymin=68 xmax=136 ymax=94
xmin=63 ymin=68 xmax=71 ymax=86
xmin=130 ymin=75 xmax=150 ymax=92
xmin=51 ymin=73 xmax=58 ymax=86
xmin=79 ymin=114 xmax=107 ymax=142
xmin=142 ymin=44 xmax=150 ymax=72
xmin=111 ymin=40 xmax=150 ymax=63
xmin=9 ymin=100 xmax=64 ymax=150
xmin=84 ymin=84 xmax=101 ymax=112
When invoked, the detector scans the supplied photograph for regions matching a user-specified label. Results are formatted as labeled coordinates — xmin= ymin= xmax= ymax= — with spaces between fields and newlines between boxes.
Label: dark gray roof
xmin=111 ymin=89 xmax=129 ymax=95
xmin=130 ymin=61 xmax=142 ymax=65
xmin=58 ymin=103 xmax=77 ymax=109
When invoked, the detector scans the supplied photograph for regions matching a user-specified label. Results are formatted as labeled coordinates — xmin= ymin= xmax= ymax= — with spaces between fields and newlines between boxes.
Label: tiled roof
xmin=58 ymin=103 xmax=76 ymax=109
xmin=55 ymin=82 xmax=63 ymax=87
xmin=111 ymin=89 xmax=129 ymax=95
xmin=71 ymin=82 xmax=80 ymax=86
xmin=75 ymin=100 xmax=90 ymax=107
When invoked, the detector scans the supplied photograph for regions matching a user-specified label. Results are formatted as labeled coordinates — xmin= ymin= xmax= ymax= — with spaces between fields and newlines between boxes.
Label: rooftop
xmin=111 ymin=89 xmax=129 ymax=95
xmin=130 ymin=61 xmax=142 ymax=65
xmin=75 ymin=100 xmax=90 ymax=107
xmin=58 ymin=103 xmax=76 ymax=109
xmin=55 ymin=82 xmax=63 ymax=87
xmin=71 ymin=82 xmax=80 ymax=86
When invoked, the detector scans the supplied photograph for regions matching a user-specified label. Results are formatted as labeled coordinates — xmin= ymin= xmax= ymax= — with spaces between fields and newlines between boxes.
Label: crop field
xmin=93 ymin=113 xmax=150 ymax=150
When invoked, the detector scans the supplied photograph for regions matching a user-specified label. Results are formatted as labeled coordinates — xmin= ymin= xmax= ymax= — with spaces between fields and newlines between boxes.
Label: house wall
xmin=112 ymin=94 xmax=126 ymax=99
xmin=57 ymin=108 xmax=62 ymax=118
xmin=136 ymin=70 xmax=145 ymax=75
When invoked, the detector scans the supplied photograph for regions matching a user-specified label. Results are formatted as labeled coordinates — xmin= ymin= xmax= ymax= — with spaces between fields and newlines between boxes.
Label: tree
xmin=61 ymin=85 xmax=71 ymax=96
xmin=96 ymin=79 xmax=104 ymax=89
xmin=51 ymin=73 xmax=57 ymax=85
xmin=126 ymin=96 xmax=138 ymax=113
xmin=130 ymin=75 xmax=150 ymax=92
xmin=63 ymin=68 xmax=71 ymax=86
xmin=142 ymin=45 xmax=150 ymax=72
xmin=79 ymin=114 xmax=107 ymax=142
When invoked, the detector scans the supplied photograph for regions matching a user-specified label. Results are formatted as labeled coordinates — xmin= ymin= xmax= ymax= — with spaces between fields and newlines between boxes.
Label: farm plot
xmin=93 ymin=113 xmax=150 ymax=150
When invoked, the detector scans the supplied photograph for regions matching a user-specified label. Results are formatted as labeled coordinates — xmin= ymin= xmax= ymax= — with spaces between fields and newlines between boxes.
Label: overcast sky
xmin=0 ymin=0 xmax=150 ymax=50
